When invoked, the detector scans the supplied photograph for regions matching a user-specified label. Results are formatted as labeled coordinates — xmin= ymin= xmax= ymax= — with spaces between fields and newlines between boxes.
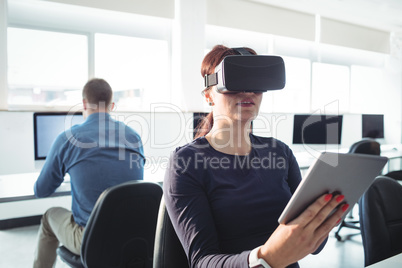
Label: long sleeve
xmin=164 ymin=151 xmax=251 ymax=268
xmin=34 ymin=134 xmax=66 ymax=197
xmin=286 ymin=146 xmax=327 ymax=255
xmin=286 ymin=148 xmax=302 ymax=194
xmin=164 ymin=136 xmax=303 ymax=268
xmin=33 ymin=113 xmax=145 ymax=227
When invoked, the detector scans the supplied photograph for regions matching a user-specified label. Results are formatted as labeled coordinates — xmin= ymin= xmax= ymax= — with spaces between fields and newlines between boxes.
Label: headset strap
xmin=232 ymin=47 xmax=252 ymax=55
xmin=204 ymin=47 xmax=251 ymax=88
xmin=204 ymin=72 xmax=218 ymax=88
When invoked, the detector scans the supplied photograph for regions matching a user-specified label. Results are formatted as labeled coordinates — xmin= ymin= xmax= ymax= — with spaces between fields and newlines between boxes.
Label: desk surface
xmin=367 ymin=254 xmax=402 ymax=267
xmin=0 ymin=173 xmax=71 ymax=202
xmin=1 ymin=149 xmax=400 ymax=203
xmin=0 ymin=164 xmax=166 ymax=203
xmin=295 ymin=149 xmax=402 ymax=170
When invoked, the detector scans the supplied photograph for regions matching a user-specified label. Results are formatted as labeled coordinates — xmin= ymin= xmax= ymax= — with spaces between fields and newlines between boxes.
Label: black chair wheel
xmin=335 ymin=232 xmax=342 ymax=241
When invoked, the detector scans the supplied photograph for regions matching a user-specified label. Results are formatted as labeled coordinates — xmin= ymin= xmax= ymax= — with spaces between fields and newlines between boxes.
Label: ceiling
xmin=251 ymin=0 xmax=402 ymax=33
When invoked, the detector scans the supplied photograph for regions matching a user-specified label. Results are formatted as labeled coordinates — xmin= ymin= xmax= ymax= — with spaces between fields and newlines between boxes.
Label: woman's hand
xmin=259 ymin=193 xmax=349 ymax=268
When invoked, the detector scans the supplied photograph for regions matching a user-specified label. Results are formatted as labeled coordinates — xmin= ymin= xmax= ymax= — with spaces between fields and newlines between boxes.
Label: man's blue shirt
xmin=34 ymin=112 xmax=145 ymax=226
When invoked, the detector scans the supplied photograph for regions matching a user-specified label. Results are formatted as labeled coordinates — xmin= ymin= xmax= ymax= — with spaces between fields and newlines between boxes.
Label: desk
xmin=0 ymin=164 xmax=165 ymax=203
xmin=0 ymin=173 xmax=73 ymax=229
xmin=294 ymin=149 xmax=402 ymax=173
xmin=382 ymin=151 xmax=402 ymax=173
xmin=0 ymin=164 xmax=166 ymax=229
xmin=366 ymin=254 xmax=402 ymax=268
xmin=0 ymin=173 xmax=71 ymax=203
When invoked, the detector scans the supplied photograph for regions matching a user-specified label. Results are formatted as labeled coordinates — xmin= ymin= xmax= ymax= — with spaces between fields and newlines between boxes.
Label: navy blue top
xmin=165 ymin=135 xmax=305 ymax=268
xmin=34 ymin=112 xmax=145 ymax=227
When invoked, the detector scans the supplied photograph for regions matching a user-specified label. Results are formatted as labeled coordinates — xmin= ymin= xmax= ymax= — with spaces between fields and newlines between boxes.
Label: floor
xmin=0 ymin=225 xmax=69 ymax=268
xmin=0 ymin=222 xmax=364 ymax=268
xmin=299 ymin=229 xmax=364 ymax=268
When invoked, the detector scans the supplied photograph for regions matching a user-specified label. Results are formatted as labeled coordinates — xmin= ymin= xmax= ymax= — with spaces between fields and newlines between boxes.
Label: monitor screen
xmin=292 ymin=114 xmax=343 ymax=145
xmin=33 ymin=112 xmax=84 ymax=160
xmin=362 ymin=114 xmax=384 ymax=139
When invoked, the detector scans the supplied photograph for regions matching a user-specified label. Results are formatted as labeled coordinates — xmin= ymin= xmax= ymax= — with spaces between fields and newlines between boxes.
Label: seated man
xmin=33 ymin=78 xmax=145 ymax=268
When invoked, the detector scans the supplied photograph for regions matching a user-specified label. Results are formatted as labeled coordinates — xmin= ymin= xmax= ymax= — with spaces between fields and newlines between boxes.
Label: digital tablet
xmin=278 ymin=152 xmax=388 ymax=224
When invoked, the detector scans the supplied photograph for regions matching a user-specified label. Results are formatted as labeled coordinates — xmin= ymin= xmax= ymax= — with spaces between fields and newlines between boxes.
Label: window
xmin=94 ymin=33 xmax=170 ymax=111
xmin=270 ymin=56 xmax=311 ymax=113
xmin=5 ymin=0 xmax=172 ymax=111
xmin=311 ymin=62 xmax=350 ymax=113
xmin=7 ymin=27 xmax=88 ymax=107
xmin=350 ymin=65 xmax=384 ymax=114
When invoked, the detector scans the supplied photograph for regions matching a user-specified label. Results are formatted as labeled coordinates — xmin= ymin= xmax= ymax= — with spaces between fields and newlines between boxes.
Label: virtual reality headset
xmin=204 ymin=47 xmax=286 ymax=93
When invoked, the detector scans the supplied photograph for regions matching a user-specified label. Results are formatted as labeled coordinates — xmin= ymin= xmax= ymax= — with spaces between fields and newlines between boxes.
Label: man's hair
xmin=82 ymin=78 xmax=113 ymax=109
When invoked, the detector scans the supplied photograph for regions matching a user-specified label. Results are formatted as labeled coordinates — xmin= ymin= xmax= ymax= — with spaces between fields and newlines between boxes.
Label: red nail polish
xmin=342 ymin=204 xmax=349 ymax=212
xmin=324 ymin=194 xmax=332 ymax=201
xmin=336 ymin=195 xmax=345 ymax=203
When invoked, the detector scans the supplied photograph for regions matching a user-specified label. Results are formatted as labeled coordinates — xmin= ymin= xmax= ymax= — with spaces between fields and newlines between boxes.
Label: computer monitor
xmin=33 ymin=112 xmax=84 ymax=160
xmin=292 ymin=114 xmax=343 ymax=145
xmin=362 ymin=114 xmax=384 ymax=139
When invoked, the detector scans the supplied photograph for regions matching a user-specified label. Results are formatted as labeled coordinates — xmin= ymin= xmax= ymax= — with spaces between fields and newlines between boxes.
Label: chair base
xmin=334 ymin=220 xmax=360 ymax=241
xmin=56 ymin=246 xmax=84 ymax=268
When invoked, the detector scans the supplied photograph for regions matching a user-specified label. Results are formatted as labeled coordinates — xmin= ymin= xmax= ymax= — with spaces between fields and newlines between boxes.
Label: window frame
xmin=4 ymin=0 xmax=172 ymax=111
xmin=205 ymin=24 xmax=388 ymax=115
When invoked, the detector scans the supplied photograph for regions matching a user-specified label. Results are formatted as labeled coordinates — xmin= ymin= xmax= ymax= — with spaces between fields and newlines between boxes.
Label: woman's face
xmin=205 ymin=87 xmax=263 ymax=123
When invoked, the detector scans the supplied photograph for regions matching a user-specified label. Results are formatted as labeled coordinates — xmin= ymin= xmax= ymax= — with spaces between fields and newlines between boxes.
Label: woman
xmin=164 ymin=45 xmax=348 ymax=268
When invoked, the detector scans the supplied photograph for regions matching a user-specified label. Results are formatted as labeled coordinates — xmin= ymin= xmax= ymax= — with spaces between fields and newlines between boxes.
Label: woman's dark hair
xmin=194 ymin=45 xmax=256 ymax=139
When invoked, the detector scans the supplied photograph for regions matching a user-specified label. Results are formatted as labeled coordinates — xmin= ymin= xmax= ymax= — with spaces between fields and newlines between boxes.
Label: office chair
xmin=334 ymin=139 xmax=381 ymax=241
xmin=383 ymin=170 xmax=402 ymax=181
xmin=153 ymin=197 xmax=189 ymax=268
xmin=348 ymin=139 xmax=381 ymax=155
xmin=359 ymin=176 xmax=402 ymax=266
xmin=57 ymin=246 xmax=83 ymax=268
xmin=57 ymin=180 xmax=163 ymax=268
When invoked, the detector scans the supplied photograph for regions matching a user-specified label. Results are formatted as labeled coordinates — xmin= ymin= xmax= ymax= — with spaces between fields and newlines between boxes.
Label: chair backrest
xmin=81 ymin=180 xmax=163 ymax=268
xmin=384 ymin=170 xmax=402 ymax=181
xmin=359 ymin=176 xmax=402 ymax=266
xmin=348 ymin=139 xmax=380 ymax=155
xmin=153 ymin=197 xmax=189 ymax=268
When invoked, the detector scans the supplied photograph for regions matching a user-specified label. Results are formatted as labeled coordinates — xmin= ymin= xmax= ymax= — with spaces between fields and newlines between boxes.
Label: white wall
xmin=206 ymin=0 xmax=316 ymax=41
xmin=0 ymin=110 xmax=193 ymax=176
xmin=254 ymin=113 xmax=388 ymax=149
xmin=0 ymin=111 xmax=35 ymax=174
xmin=0 ymin=0 xmax=7 ymax=109
xmin=2 ymin=108 xmax=401 ymax=176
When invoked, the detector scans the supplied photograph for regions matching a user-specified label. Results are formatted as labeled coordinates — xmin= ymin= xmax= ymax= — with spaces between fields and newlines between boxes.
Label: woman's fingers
xmin=304 ymin=194 xmax=348 ymax=232
xmin=259 ymin=192 xmax=349 ymax=268
xmin=289 ymin=193 xmax=334 ymax=226
xmin=315 ymin=202 xmax=350 ymax=237
xmin=289 ymin=193 xmax=349 ymax=231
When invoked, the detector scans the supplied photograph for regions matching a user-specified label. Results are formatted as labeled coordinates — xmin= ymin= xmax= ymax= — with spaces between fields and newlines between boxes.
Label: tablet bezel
xmin=278 ymin=152 xmax=388 ymax=224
